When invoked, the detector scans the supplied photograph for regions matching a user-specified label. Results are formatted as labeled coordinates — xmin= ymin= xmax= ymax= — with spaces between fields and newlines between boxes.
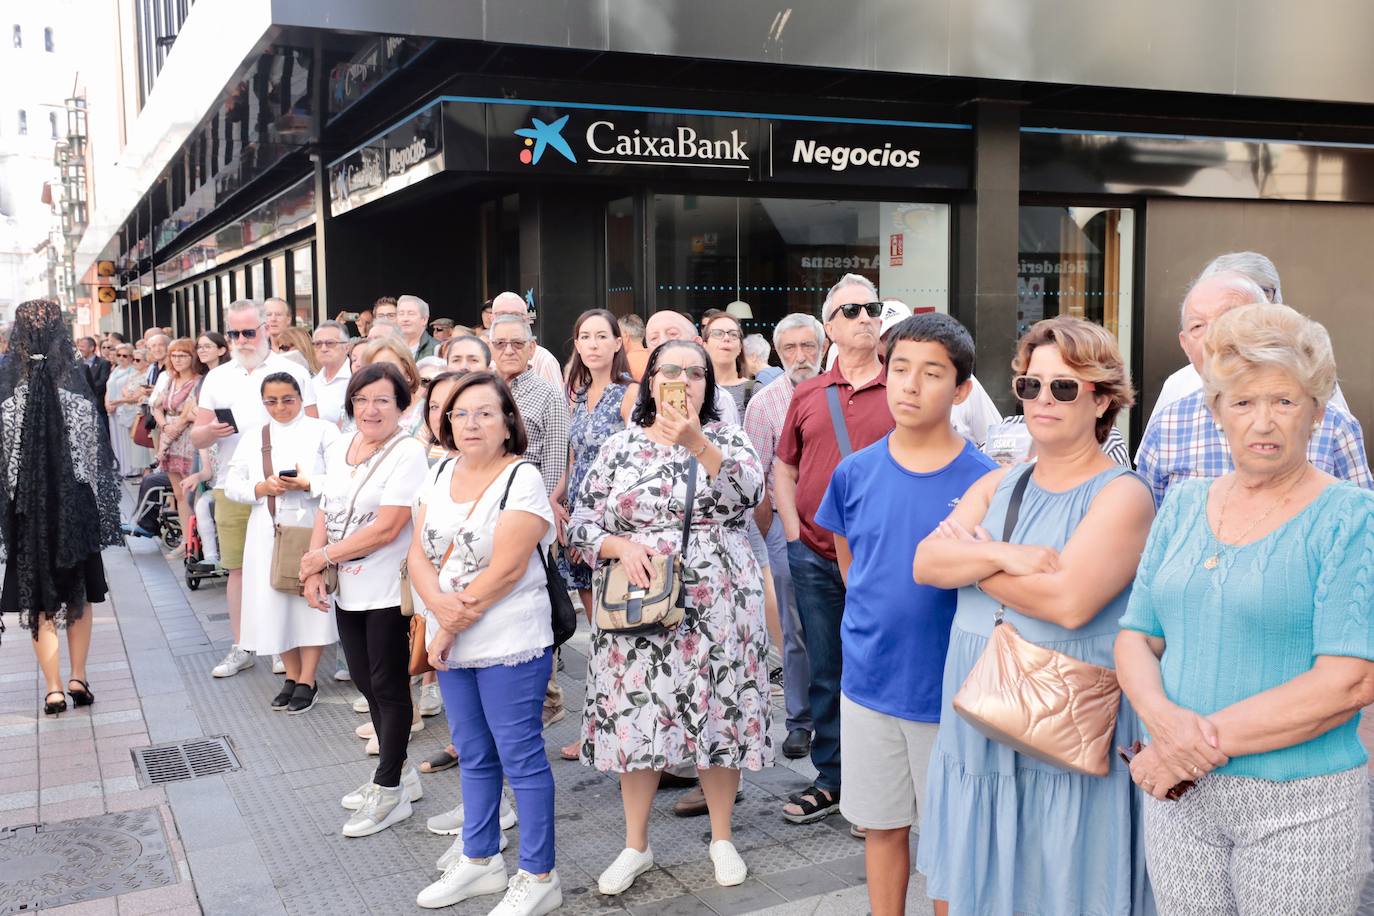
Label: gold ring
xmin=1192 ymin=766 xmax=1200 ymax=776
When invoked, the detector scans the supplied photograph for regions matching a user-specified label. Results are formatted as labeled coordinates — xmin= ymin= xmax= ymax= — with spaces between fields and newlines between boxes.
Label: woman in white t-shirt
xmin=408 ymin=371 xmax=562 ymax=914
xmin=299 ymin=362 xmax=429 ymax=839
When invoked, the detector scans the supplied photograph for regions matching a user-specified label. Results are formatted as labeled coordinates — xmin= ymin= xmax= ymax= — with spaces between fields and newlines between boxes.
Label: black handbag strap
xmin=680 ymin=455 xmax=698 ymax=556
xmin=825 ymin=385 xmax=854 ymax=458
xmin=1002 ymin=464 xmax=1034 ymax=542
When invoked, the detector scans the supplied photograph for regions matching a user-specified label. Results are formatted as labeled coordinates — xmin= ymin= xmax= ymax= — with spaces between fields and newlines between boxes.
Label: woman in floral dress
xmin=568 ymin=339 xmax=771 ymax=896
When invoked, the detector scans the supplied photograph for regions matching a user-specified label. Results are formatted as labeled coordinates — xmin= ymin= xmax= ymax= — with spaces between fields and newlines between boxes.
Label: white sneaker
xmin=356 ymin=721 xmax=375 ymax=740
xmin=365 ymin=736 xmax=378 ymax=756
xmin=352 ymin=694 xmax=369 ymax=713
xmin=437 ymin=832 xmax=510 ymax=871
xmin=489 ymin=869 xmax=562 ymax=916
xmin=709 ymin=840 xmax=747 ymax=887
xmin=272 ymin=654 xmax=286 ymax=674
xmin=428 ymin=796 xmax=517 ymax=836
xmin=211 ymin=646 xmax=254 ymax=678
xmin=416 ymin=853 xmax=508 ymax=909
xmin=341 ymin=764 xmax=422 ymax=810
xmin=419 ymin=683 xmax=444 ymax=716
xmin=340 ymin=783 xmax=412 ymax=837
xmin=598 ymin=846 xmax=654 ymax=896
xmin=335 ymin=663 xmax=351 ymax=682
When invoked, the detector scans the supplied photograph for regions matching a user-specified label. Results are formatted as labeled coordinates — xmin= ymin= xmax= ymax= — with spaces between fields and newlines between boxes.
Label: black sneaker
xmin=286 ymin=682 xmax=318 ymax=715
xmin=271 ymin=679 xmax=297 ymax=711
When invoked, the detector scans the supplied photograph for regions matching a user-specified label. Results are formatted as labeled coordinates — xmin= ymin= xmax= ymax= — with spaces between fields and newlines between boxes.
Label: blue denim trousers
xmin=786 ymin=539 xmax=845 ymax=793
xmin=765 ymin=514 xmax=812 ymax=733
xmin=437 ymin=650 xmax=556 ymax=874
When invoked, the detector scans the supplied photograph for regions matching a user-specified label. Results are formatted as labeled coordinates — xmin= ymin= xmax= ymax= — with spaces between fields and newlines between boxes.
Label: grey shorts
xmin=1145 ymin=764 xmax=1370 ymax=915
xmin=838 ymin=692 xmax=938 ymax=830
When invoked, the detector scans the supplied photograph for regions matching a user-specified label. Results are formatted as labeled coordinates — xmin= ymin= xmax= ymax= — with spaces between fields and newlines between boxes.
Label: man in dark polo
xmin=774 ymin=273 xmax=894 ymax=826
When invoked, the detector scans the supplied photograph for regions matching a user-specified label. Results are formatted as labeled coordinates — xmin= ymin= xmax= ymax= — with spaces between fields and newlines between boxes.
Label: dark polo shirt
xmin=776 ymin=362 xmax=893 ymax=560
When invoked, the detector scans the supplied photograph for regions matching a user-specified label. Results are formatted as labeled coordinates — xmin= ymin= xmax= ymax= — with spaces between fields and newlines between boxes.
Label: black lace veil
xmin=0 ymin=299 xmax=123 ymax=642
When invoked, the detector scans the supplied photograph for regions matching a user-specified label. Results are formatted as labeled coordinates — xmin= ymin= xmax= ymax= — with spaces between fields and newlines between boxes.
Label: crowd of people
xmin=3 ymin=247 xmax=1372 ymax=916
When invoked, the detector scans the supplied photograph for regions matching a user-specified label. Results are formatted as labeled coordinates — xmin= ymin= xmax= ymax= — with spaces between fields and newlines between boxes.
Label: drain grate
xmin=131 ymin=735 xmax=240 ymax=787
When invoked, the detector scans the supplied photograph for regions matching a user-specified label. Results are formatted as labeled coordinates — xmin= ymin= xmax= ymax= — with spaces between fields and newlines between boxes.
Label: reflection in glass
xmin=606 ymin=196 xmax=636 ymax=317
xmin=293 ymin=245 xmax=314 ymax=327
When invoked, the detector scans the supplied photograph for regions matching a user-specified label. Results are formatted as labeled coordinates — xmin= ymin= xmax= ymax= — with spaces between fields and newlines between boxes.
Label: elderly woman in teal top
xmin=913 ymin=316 xmax=1156 ymax=916
xmin=1117 ymin=302 xmax=1374 ymax=915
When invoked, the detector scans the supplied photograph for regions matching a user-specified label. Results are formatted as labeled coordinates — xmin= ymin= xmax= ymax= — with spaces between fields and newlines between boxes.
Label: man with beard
xmin=743 ymin=313 xmax=825 ymax=762
xmin=191 ymin=300 xmax=318 ymax=680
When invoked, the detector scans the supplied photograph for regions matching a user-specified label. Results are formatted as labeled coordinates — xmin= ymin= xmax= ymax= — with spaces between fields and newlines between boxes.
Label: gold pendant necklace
xmin=1205 ymin=470 xmax=1306 ymax=569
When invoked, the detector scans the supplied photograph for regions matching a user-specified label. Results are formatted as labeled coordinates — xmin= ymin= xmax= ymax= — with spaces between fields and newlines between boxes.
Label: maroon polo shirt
xmin=776 ymin=362 xmax=894 ymax=560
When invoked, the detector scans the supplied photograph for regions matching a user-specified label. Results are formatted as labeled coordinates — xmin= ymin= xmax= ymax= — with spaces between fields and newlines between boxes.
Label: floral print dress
xmin=557 ymin=382 xmax=629 ymax=590
xmin=567 ymin=423 xmax=774 ymax=773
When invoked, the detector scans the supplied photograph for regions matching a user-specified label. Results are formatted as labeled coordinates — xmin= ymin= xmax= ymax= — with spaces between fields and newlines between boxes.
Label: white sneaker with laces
xmin=416 ymin=854 xmax=508 ymax=909
xmin=419 ymin=683 xmax=444 ymax=716
xmin=598 ymin=846 xmax=654 ymax=896
xmin=437 ymin=831 xmax=509 ymax=871
xmin=211 ymin=646 xmax=254 ymax=678
xmin=352 ymin=694 xmax=369 ymax=713
xmin=709 ymin=840 xmax=747 ymax=887
xmin=272 ymin=654 xmax=286 ymax=674
xmin=342 ymin=764 xmax=422 ymax=810
xmin=428 ymin=796 xmax=517 ymax=835
xmin=340 ymin=783 xmax=412 ymax=837
xmin=489 ymin=869 xmax=562 ymax=916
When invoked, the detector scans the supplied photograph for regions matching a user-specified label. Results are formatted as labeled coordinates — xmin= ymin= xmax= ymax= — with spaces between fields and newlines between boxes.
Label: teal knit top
xmin=1120 ymin=479 xmax=1374 ymax=781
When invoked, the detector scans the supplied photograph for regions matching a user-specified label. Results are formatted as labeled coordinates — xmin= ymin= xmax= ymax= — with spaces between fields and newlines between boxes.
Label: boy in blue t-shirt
xmin=814 ymin=313 xmax=996 ymax=915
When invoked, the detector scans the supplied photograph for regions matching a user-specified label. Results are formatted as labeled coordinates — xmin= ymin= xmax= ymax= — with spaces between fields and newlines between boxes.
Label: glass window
xmin=654 ymin=194 xmax=950 ymax=332
xmin=48 ymin=112 xmax=57 ymax=140
xmin=480 ymin=193 xmax=519 ymax=307
xmin=17 ymin=110 xmax=25 ymax=136
xmin=269 ymin=253 xmax=287 ymax=305
xmin=292 ymin=245 xmax=313 ymax=327
xmin=249 ymin=261 xmax=264 ymax=302
xmin=43 ymin=27 xmax=52 ymax=52
xmin=605 ymin=196 xmax=636 ymax=317
xmin=233 ymin=266 xmax=246 ymax=299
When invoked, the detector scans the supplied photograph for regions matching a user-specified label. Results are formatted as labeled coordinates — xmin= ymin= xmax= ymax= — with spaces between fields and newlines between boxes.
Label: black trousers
xmin=335 ymin=605 xmax=412 ymax=788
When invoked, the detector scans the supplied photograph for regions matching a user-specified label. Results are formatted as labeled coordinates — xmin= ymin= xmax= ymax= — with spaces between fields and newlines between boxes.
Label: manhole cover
xmin=0 ymin=807 xmax=179 ymax=913
xmin=132 ymin=735 xmax=240 ymax=787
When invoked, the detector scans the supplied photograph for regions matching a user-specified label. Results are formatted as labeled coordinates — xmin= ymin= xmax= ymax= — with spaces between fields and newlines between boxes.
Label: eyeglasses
xmin=261 ymin=396 xmax=301 ymax=408
xmin=312 ymin=340 xmax=341 ymax=349
xmin=656 ymin=363 xmax=707 ymax=381
xmin=706 ymin=328 xmax=742 ymax=342
xmin=831 ymin=302 xmax=883 ymax=321
xmin=448 ymin=408 xmax=500 ymax=425
xmin=490 ymin=339 xmax=527 ymax=351
xmin=350 ymin=396 xmax=396 ymax=410
xmin=225 ymin=326 xmax=263 ymax=341
xmin=1013 ymin=376 xmax=1087 ymax=403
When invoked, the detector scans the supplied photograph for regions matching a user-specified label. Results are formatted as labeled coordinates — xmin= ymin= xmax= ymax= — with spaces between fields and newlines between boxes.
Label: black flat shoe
xmin=782 ymin=727 xmax=812 ymax=759
xmin=44 ymin=691 xmax=67 ymax=716
xmin=270 ymin=679 xmax=297 ymax=710
xmin=67 ymin=679 xmax=95 ymax=707
xmin=285 ymin=682 xmax=318 ymax=715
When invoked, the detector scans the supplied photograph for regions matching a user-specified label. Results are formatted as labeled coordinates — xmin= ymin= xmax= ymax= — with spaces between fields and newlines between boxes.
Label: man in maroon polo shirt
xmin=774 ymin=273 xmax=894 ymax=825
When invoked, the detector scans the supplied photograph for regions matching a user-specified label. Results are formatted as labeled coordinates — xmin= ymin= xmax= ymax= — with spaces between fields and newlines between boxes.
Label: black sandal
xmin=782 ymin=785 xmax=840 ymax=824
xmin=67 ymin=679 xmax=94 ymax=707
xmin=44 ymin=691 xmax=67 ymax=716
xmin=420 ymin=748 xmax=459 ymax=773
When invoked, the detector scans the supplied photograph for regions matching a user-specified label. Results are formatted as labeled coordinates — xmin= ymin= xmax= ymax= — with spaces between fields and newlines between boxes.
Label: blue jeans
xmin=786 ymin=539 xmax=845 ymax=793
xmin=437 ymin=651 xmax=556 ymax=874
xmin=766 ymin=515 xmax=812 ymax=733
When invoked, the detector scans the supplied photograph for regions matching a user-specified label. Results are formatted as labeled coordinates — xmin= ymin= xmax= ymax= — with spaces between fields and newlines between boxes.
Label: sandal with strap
xmin=44 ymin=691 xmax=67 ymax=716
xmin=782 ymin=785 xmax=840 ymax=824
xmin=68 ymin=679 xmax=95 ymax=707
xmin=420 ymin=747 xmax=458 ymax=774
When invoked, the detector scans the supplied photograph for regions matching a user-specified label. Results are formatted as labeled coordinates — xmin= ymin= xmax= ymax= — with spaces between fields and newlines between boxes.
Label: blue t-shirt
xmin=815 ymin=433 xmax=996 ymax=722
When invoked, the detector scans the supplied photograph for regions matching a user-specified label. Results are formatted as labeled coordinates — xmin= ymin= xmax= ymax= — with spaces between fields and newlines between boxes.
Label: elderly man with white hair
xmin=191 ymin=299 xmax=318 ymax=680
xmin=491 ymin=291 xmax=562 ymax=386
xmin=395 ymin=294 xmax=439 ymax=360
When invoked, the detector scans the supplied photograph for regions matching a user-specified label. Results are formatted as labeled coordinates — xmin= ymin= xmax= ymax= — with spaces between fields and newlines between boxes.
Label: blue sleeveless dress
xmin=917 ymin=463 xmax=1155 ymax=916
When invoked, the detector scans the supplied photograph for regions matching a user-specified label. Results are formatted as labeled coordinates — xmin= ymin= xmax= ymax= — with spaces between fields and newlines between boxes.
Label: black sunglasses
xmin=226 ymin=327 xmax=261 ymax=341
xmin=832 ymin=301 xmax=883 ymax=321
xmin=1013 ymin=375 xmax=1085 ymax=403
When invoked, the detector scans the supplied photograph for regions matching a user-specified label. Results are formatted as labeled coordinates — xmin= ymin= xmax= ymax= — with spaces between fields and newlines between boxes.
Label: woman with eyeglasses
xmin=153 ymin=338 xmax=206 ymax=558
xmin=105 ymin=343 xmax=146 ymax=477
xmin=274 ymin=326 xmax=320 ymax=374
xmin=224 ymin=372 xmax=338 ymax=713
xmin=912 ymin=316 xmax=1155 ymax=916
xmin=567 ymin=339 xmax=769 ymax=894
xmin=196 ymin=332 xmax=229 ymax=370
xmin=300 ymin=362 xmax=430 ymax=838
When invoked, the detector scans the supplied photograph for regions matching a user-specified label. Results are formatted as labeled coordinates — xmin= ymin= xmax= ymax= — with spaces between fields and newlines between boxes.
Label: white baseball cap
xmin=879 ymin=299 xmax=914 ymax=337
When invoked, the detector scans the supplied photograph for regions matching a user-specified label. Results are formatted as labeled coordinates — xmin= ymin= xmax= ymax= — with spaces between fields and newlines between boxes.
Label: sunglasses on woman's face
xmin=657 ymin=363 xmax=707 ymax=381
xmin=1013 ymin=375 xmax=1087 ymax=403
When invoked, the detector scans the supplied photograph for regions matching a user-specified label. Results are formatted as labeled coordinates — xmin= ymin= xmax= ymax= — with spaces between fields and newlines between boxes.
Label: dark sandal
xmin=68 ymin=679 xmax=95 ymax=707
xmin=44 ymin=691 xmax=67 ymax=716
xmin=782 ymin=785 xmax=840 ymax=824
xmin=420 ymin=748 xmax=458 ymax=773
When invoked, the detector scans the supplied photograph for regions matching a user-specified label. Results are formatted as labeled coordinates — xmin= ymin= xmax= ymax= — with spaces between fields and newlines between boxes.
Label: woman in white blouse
xmin=408 ymin=371 xmax=561 ymax=916
xmin=224 ymin=372 xmax=338 ymax=714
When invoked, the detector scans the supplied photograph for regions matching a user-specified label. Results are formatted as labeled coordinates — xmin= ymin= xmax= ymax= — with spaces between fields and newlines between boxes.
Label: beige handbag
xmin=262 ymin=427 xmax=315 ymax=596
xmin=951 ymin=466 xmax=1122 ymax=777
xmin=594 ymin=457 xmax=696 ymax=634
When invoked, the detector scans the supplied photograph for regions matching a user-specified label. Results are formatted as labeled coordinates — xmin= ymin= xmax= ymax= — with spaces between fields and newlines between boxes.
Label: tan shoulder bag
xmin=263 ymin=426 xmax=316 ymax=595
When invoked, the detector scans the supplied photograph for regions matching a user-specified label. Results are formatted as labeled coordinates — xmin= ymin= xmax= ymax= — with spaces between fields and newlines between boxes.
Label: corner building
xmin=78 ymin=1 xmax=1374 ymax=437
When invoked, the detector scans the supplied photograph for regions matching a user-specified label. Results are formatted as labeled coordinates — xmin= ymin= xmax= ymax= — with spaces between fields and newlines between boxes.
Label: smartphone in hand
xmin=213 ymin=408 xmax=239 ymax=432
xmin=661 ymin=381 xmax=689 ymax=418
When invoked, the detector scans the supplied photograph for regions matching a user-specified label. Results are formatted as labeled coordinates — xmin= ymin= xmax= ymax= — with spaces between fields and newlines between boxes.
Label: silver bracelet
xmin=321 ymin=545 xmax=334 ymax=566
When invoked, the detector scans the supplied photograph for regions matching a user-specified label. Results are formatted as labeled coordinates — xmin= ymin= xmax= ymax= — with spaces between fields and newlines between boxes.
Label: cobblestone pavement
xmin=2 ymin=489 xmax=1371 ymax=914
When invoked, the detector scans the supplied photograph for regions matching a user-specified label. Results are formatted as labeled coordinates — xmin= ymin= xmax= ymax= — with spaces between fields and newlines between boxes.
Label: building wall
xmin=1142 ymin=198 xmax=1374 ymax=435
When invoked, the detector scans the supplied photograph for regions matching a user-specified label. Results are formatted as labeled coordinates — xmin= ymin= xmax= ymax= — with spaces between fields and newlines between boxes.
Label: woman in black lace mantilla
xmin=0 ymin=299 xmax=122 ymax=715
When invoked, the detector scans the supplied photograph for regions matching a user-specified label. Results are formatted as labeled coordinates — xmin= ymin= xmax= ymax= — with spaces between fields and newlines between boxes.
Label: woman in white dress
xmin=224 ymin=372 xmax=339 ymax=714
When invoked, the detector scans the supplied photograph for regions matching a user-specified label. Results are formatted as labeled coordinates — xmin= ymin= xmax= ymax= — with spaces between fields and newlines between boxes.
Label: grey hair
xmin=743 ymin=334 xmax=771 ymax=362
xmin=397 ymin=294 xmax=430 ymax=319
xmin=370 ymin=318 xmax=402 ymax=337
xmin=821 ymin=273 xmax=879 ymax=321
xmin=772 ymin=312 xmax=825 ymax=350
xmin=1180 ymin=272 xmax=1269 ymax=327
xmin=314 ymin=320 xmax=349 ymax=339
xmin=264 ymin=296 xmax=290 ymax=310
xmin=1199 ymin=251 xmax=1282 ymax=304
xmin=226 ymin=298 xmax=267 ymax=324
xmin=491 ymin=313 xmax=532 ymax=339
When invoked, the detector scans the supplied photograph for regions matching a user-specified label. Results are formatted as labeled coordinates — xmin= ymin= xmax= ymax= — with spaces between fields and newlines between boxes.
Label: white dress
xmin=224 ymin=413 xmax=339 ymax=654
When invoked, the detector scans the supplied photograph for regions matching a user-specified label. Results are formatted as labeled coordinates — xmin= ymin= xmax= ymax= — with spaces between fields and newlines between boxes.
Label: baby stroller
xmin=123 ymin=471 xmax=182 ymax=551
xmin=183 ymin=511 xmax=228 ymax=591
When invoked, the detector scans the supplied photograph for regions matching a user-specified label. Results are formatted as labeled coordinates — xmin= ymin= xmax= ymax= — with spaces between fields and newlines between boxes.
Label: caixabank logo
xmin=514 ymin=115 xmax=577 ymax=165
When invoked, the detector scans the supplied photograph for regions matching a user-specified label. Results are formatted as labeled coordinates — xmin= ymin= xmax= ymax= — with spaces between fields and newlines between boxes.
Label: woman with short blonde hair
xmin=1117 ymin=303 xmax=1373 ymax=913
